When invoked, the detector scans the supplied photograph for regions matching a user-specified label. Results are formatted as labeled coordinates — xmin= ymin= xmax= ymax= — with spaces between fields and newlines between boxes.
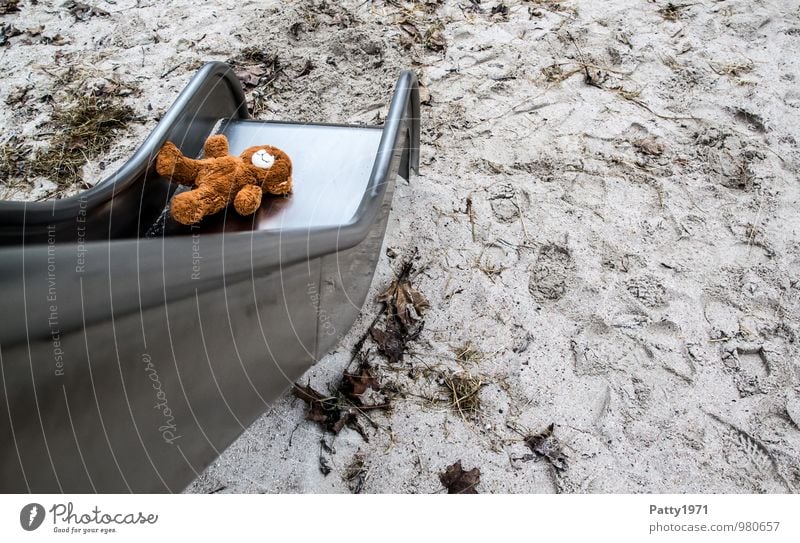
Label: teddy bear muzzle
xmin=251 ymin=149 xmax=275 ymax=169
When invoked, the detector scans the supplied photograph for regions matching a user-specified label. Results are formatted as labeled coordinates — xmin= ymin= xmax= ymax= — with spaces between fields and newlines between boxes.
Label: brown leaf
xmin=25 ymin=25 xmax=44 ymax=37
xmin=65 ymin=1 xmax=110 ymax=21
xmin=491 ymin=3 xmax=509 ymax=20
xmin=420 ymin=0 xmax=444 ymax=13
xmin=0 ymin=23 xmax=22 ymax=47
xmin=369 ymin=320 xmax=406 ymax=365
xmin=64 ymin=135 xmax=88 ymax=152
xmin=345 ymin=453 xmax=368 ymax=494
xmin=5 ymin=84 xmax=32 ymax=106
xmin=41 ymin=33 xmax=69 ymax=46
xmin=424 ymin=23 xmax=446 ymax=52
xmin=318 ymin=455 xmax=332 ymax=476
xmin=398 ymin=19 xmax=421 ymax=40
xmin=340 ymin=360 xmax=380 ymax=399
xmin=234 ymin=65 xmax=267 ymax=89
xmin=440 ymin=461 xmax=480 ymax=494
xmin=525 ymin=423 xmax=568 ymax=472
xmin=398 ymin=18 xmax=421 ymax=50
xmin=371 ymin=255 xmax=427 ymax=363
xmin=292 ymin=383 xmax=334 ymax=425
xmin=632 ymin=137 xmax=665 ymax=156
xmin=419 ymin=83 xmax=432 ymax=106
xmin=0 ymin=0 xmax=21 ymax=16
xmin=292 ymin=383 xmax=369 ymax=440
xmin=339 ymin=358 xmax=389 ymax=412
xmin=377 ymin=278 xmax=429 ymax=331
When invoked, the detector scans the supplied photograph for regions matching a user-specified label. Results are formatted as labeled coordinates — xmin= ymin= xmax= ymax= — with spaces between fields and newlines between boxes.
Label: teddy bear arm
xmin=156 ymin=141 xmax=201 ymax=185
xmin=233 ymin=184 xmax=263 ymax=216
xmin=203 ymin=135 xmax=230 ymax=159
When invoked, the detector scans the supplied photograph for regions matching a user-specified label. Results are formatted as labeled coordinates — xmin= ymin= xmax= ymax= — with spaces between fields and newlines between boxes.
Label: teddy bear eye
xmin=251 ymin=150 xmax=275 ymax=170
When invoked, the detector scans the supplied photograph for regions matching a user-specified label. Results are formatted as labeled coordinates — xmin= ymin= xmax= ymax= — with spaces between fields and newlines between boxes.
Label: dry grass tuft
xmin=442 ymin=372 xmax=483 ymax=416
xmin=29 ymin=95 xmax=134 ymax=188
xmin=541 ymin=62 xmax=581 ymax=83
xmin=709 ymin=59 xmax=754 ymax=78
xmin=344 ymin=453 xmax=368 ymax=494
xmin=658 ymin=3 xmax=689 ymax=21
xmin=454 ymin=342 xmax=482 ymax=365
xmin=424 ymin=22 xmax=446 ymax=52
xmin=0 ymin=137 xmax=32 ymax=188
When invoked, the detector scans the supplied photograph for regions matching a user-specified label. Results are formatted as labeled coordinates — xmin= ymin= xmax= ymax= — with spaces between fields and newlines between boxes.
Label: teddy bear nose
xmin=251 ymin=151 xmax=275 ymax=169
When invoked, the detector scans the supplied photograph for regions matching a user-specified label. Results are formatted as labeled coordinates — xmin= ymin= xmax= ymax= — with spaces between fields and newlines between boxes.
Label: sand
xmin=1 ymin=0 xmax=799 ymax=493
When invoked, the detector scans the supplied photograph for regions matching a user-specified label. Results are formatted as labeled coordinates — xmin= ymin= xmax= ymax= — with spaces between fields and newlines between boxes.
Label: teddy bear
xmin=155 ymin=134 xmax=293 ymax=225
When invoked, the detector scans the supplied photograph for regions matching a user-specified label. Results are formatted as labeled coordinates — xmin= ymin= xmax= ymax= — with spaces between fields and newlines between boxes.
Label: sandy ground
xmin=2 ymin=0 xmax=799 ymax=493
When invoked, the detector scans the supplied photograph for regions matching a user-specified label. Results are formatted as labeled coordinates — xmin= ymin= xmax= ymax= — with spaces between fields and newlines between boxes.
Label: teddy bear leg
xmin=233 ymin=185 xmax=263 ymax=216
xmin=169 ymin=186 xmax=229 ymax=225
xmin=156 ymin=141 xmax=201 ymax=185
xmin=169 ymin=190 xmax=207 ymax=225
xmin=204 ymin=135 xmax=229 ymax=159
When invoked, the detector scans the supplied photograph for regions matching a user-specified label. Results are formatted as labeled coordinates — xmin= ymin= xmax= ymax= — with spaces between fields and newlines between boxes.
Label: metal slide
xmin=0 ymin=62 xmax=420 ymax=492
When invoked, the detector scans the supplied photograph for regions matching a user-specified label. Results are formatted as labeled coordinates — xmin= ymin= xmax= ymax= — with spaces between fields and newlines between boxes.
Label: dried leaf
xmin=5 ymin=84 xmax=32 ymax=106
xmin=633 ymin=137 xmax=665 ymax=156
xmin=292 ymin=383 xmax=368 ymax=440
xmin=369 ymin=321 xmax=406 ymax=365
xmin=399 ymin=19 xmax=421 ymax=40
xmin=370 ymin=256 xmax=427 ymax=364
xmin=228 ymin=49 xmax=282 ymax=91
xmin=658 ymin=3 xmax=688 ymax=21
xmin=234 ymin=65 xmax=267 ymax=89
xmin=340 ymin=360 xmax=380 ymax=399
xmin=41 ymin=33 xmax=69 ymax=46
xmin=24 ymin=25 xmax=44 ymax=37
xmin=424 ymin=22 xmax=446 ymax=52
xmin=420 ymin=0 xmax=444 ymax=13
xmin=440 ymin=461 xmax=480 ymax=494
xmin=318 ymin=455 xmax=332 ymax=476
xmin=65 ymin=1 xmax=110 ymax=22
xmin=419 ymin=83 xmax=432 ymax=106
xmin=490 ymin=3 xmax=509 ymax=20
xmin=525 ymin=423 xmax=568 ymax=472
xmin=292 ymin=383 xmax=335 ymax=425
xmin=0 ymin=23 xmax=22 ymax=47
xmin=377 ymin=278 xmax=429 ymax=331
xmin=345 ymin=453 xmax=368 ymax=494
xmin=0 ymin=0 xmax=21 ymax=15
xmin=340 ymin=358 xmax=389 ymax=412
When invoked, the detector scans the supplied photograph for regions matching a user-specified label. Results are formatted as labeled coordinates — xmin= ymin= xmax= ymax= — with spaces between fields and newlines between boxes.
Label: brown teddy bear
xmin=155 ymin=134 xmax=293 ymax=225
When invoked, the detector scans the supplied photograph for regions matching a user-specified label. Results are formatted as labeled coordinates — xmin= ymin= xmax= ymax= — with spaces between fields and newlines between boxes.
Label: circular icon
xmin=20 ymin=503 xmax=45 ymax=531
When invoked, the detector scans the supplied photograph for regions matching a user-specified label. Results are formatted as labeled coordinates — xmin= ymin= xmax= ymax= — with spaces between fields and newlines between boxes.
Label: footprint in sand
xmin=528 ymin=243 xmax=575 ymax=302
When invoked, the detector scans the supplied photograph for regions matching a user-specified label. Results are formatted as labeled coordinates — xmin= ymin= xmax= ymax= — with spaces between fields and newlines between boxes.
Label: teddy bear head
xmin=239 ymin=145 xmax=293 ymax=191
